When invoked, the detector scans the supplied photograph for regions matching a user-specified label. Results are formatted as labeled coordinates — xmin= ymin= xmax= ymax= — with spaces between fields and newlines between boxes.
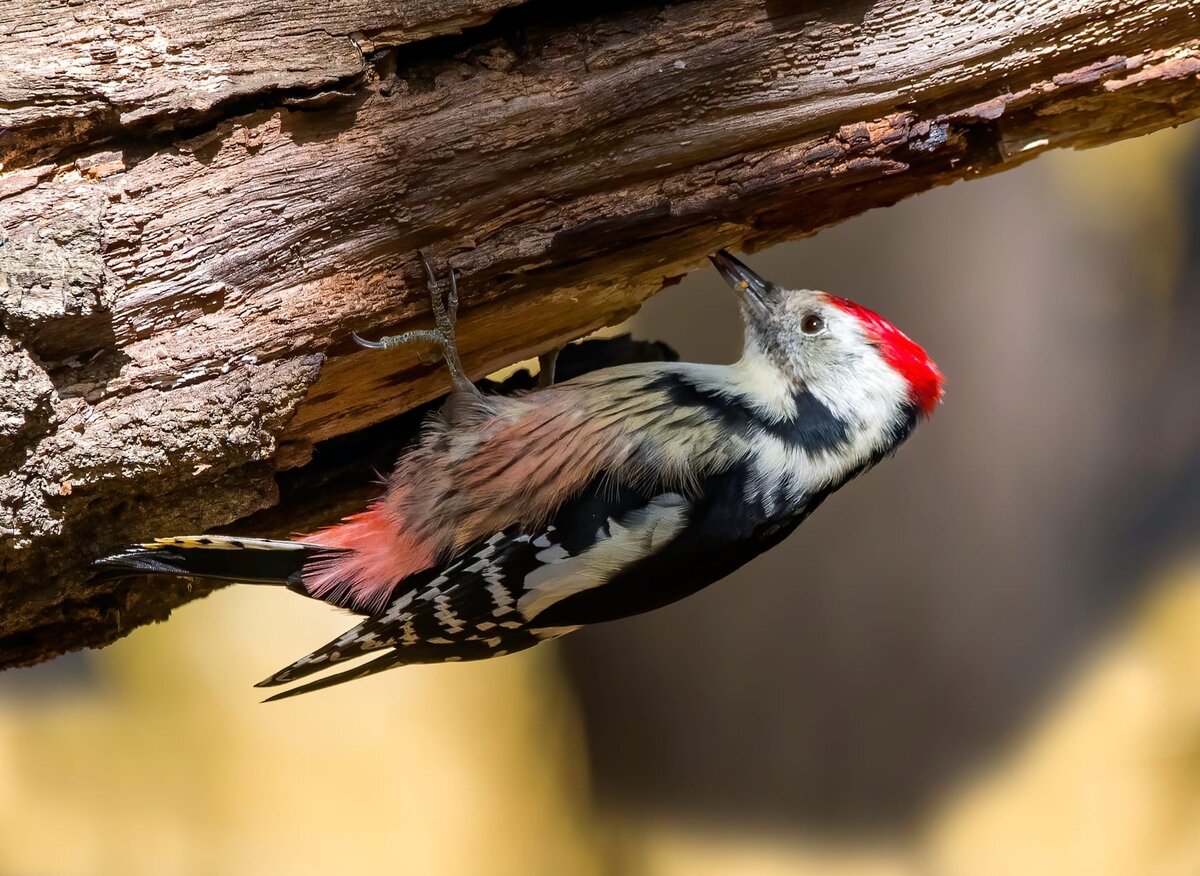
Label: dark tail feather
xmin=254 ymin=615 xmax=383 ymax=688
xmin=93 ymin=535 xmax=333 ymax=588
xmin=261 ymin=651 xmax=405 ymax=703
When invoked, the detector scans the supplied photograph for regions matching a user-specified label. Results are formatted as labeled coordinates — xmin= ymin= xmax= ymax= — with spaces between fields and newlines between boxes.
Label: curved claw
xmin=352 ymin=331 xmax=387 ymax=350
xmin=418 ymin=249 xmax=438 ymax=287
xmin=354 ymin=250 xmax=480 ymax=398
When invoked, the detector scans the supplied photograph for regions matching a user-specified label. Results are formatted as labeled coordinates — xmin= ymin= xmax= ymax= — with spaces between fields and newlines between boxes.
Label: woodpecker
xmin=97 ymin=250 xmax=943 ymax=701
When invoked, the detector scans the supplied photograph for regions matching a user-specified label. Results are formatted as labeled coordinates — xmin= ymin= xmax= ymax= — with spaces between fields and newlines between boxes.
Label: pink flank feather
xmin=299 ymin=494 xmax=436 ymax=614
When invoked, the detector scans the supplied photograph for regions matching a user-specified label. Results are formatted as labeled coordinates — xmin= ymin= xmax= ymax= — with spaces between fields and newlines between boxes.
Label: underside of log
xmin=2 ymin=0 xmax=1198 ymax=666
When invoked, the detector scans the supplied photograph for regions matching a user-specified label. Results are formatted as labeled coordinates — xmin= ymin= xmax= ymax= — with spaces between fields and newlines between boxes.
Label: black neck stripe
xmin=651 ymin=374 xmax=850 ymax=454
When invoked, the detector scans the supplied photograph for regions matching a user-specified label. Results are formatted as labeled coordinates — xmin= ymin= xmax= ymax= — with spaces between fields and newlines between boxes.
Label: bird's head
xmin=709 ymin=249 xmax=944 ymax=421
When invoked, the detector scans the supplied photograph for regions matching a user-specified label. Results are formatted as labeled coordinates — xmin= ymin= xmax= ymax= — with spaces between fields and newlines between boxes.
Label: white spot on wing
xmin=517 ymin=494 xmax=689 ymax=620
xmin=534 ymin=544 xmax=571 ymax=563
xmin=434 ymin=593 xmax=465 ymax=633
xmin=381 ymin=593 xmax=414 ymax=623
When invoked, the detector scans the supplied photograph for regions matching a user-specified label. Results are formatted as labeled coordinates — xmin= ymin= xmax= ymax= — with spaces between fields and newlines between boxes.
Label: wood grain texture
xmin=1 ymin=0 xmax=1199 ymax=665
xmin=0 ymin=0 xmax=525 ymax=167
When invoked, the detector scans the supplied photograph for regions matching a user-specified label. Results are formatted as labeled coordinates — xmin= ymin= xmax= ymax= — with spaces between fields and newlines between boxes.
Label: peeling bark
xmin=1 ymin=0 xmax=1199 ymax=665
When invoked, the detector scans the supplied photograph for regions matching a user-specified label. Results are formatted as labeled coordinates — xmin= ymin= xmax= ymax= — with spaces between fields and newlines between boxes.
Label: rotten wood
xmin=1 ymin=0 xmax=1199 ymax=666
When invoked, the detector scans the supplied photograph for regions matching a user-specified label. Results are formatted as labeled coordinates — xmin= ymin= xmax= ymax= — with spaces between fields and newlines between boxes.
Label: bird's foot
xmin=353 ymin=250 xmax=479 ymax=396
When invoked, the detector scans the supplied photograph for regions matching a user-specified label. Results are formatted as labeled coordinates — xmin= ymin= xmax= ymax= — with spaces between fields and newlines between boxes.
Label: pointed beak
xmin=709 ymin=249 xmax=771 ymax=309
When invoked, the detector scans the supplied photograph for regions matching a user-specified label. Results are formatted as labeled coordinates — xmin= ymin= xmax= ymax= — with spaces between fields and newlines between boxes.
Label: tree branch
xmin=2 ymin=0 xmax=1198 ymax=665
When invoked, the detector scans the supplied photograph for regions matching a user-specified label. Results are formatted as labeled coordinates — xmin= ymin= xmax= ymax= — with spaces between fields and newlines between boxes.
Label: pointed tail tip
xmin=257 ymin=673 xmax=309 ymax=702
xmin=258 ymin=679 xmax=327 ymax=704
xmin=91 ymin=552 xmax=124 ymax=571
xmin=253 ymin=671 xmax=291 ymax=689
xmin=90 ymin=545 xmax=172 ymax=577
xmin=253 ymin=651 xmax=404 ymax=703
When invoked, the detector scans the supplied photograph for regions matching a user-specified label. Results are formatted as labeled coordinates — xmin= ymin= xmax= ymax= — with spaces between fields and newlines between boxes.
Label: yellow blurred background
xmin=2 ymin=122 xmax=1199 ymax=875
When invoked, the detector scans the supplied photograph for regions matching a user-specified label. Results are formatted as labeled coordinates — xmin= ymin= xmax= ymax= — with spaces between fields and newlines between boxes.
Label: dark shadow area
xmin=36 ymin=311 xmax=132 ymax=400
xmin=1108 ymin=137 xmax=1200 ymax=580
xmin=0 ymin=650 xmax=99 ymax=698
xmin=276 ymin=90 xmax=367 ymax=148
xmin=764 ymin=0 xmax=878 ymax=28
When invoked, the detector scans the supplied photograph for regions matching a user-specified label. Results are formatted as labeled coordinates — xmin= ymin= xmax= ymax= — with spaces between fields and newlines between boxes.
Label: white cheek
xmin=807 ymin=344 xmax=908 ymax=430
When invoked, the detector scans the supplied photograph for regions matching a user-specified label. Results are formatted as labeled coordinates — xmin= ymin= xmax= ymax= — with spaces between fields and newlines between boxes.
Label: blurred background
xmin=3 ymin=121 xmax=1199 ymax=876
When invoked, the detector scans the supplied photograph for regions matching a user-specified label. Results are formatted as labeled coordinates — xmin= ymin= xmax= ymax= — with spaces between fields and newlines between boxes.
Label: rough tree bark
xmin=1 ymin=0 xmax=1198 ymax=666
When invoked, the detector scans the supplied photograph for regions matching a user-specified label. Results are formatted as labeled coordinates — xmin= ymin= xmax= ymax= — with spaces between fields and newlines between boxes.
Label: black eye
xmin=801 ymin=313 xmax=825 ymax=335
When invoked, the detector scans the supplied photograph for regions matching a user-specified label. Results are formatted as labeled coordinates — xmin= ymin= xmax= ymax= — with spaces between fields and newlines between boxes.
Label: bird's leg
xmin=353 ymin=251 xmax=480 ymax=397
xmin=537 ymin=348 xmax=560 ymax=388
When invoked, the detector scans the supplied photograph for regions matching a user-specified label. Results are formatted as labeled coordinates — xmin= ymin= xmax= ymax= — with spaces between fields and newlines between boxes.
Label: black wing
xmin=529 ymin=463 xmax=827 ymax=628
